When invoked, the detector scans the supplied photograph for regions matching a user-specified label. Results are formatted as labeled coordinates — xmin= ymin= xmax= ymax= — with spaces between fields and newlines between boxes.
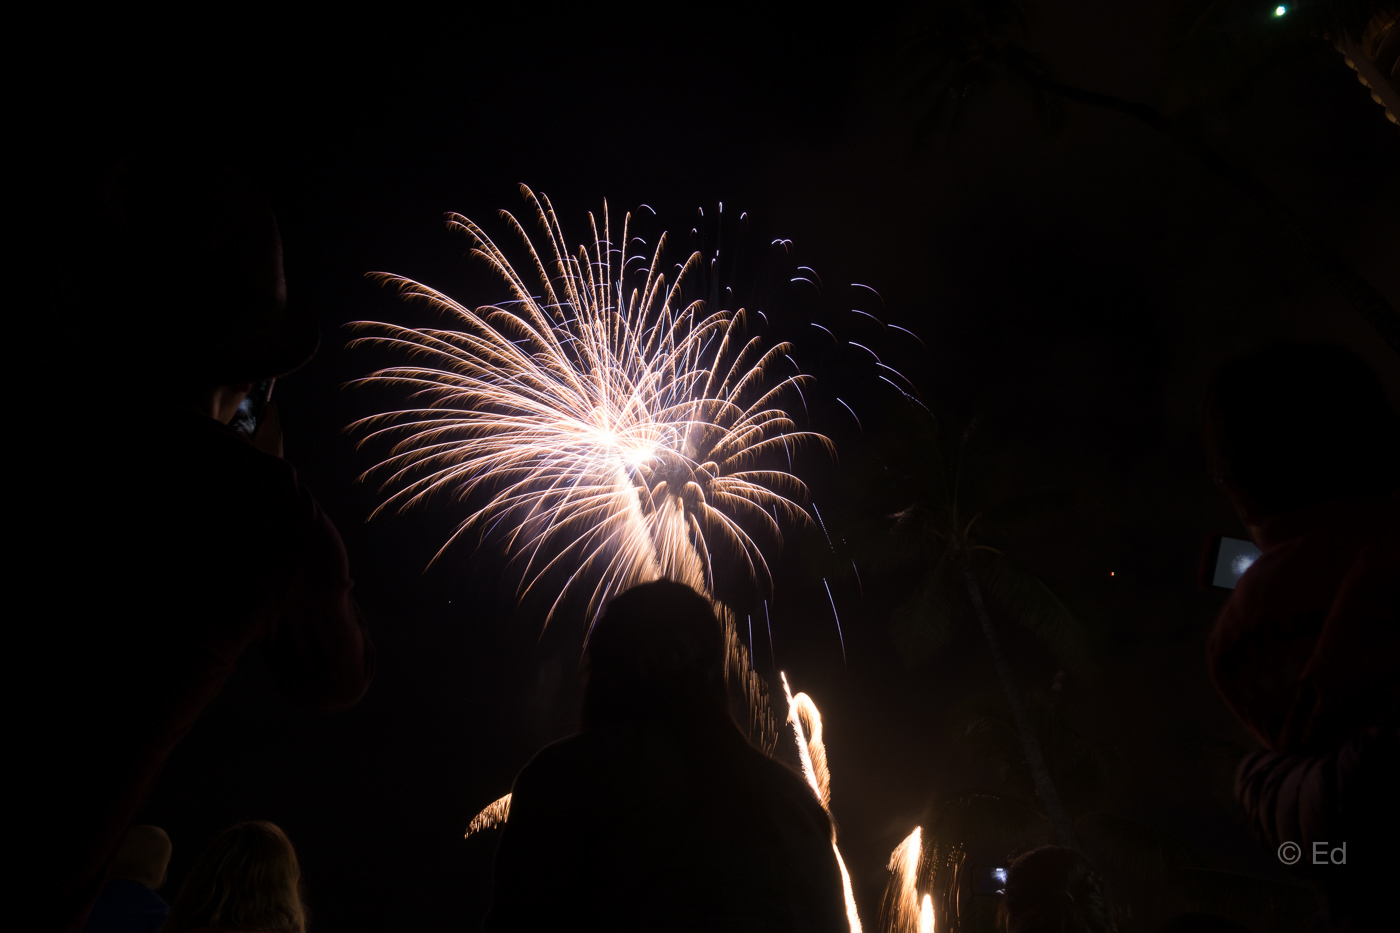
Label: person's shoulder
xmin=733 ymin=738 xmax=833 ymax=822
xmin=504 ymin=731 xmax=628 ymax=833
xmin=1214 ymin=498 xmax=1390 ymax=637
xmin=94 ymin=877 xmax=168 ymax=904
xmin=741 ymin=740 xmax=806 ymax=785
xmin=513 ymin=732 xmax=598 ymax=786
xmin=155 ymin=411 xmax=309 ymax=527
xmin=1332 ymin=498 xmax=1400 ymax=607
xmin=165 ymin=411 xmax=293 ymax=474
xmin=85 ymin=880 xmax=169 ymax=932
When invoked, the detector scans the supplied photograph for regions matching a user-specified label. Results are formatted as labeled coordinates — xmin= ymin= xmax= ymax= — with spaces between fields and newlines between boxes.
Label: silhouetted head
xmin=1203 ymin=342 xmax=1400 ymax=521
xmin=582 ymin=580 xmax=729 ymax=729
xmin=59 ymin=154 xmax=319 ymax=388
xmin=162 ymin=821 xmax=306 ymax=933
xmin=109 ymin=825 xmax=172 ymax=891
xmin=1003 ymin=846 xmax=1114 ymax=933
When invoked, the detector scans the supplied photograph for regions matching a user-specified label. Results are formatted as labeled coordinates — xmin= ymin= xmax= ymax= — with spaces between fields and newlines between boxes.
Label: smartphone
xmin=974 ymin=865 xmax=1008 ymax=895
xmin=1201 ymin=534 xmax=1263 ymax=590
xmin=230 ymin=378 xmax=276 ymax=439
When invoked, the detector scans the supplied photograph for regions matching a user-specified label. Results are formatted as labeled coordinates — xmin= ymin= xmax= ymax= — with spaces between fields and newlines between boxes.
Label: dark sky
xmin=32 ymin=3 xmax=1399 ymax=930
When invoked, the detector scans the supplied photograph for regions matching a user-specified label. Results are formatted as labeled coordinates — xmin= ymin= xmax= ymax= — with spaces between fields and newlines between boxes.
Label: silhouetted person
xmin=22 ymin=156 xmax=374 ymax=932
xmin=484 ymin=580 xmax=849 ymax=932
xmin=1202 ymin=342 xmax=1399 ymax=931
xmin=1002 ymin=846 xmax=1115 ymax=933
xmin=82 ymin=826 xmax=172 ymax=933
xmin=160 ymin=821 xmax=307 ymax=933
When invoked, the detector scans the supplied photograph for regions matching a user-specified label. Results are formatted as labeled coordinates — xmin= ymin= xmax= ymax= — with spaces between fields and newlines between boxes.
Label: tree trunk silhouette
xmin=1038 ymin=76 xmax=1400 ymax=358
xmin=958 ymin=552 xmax=1081 ymax=850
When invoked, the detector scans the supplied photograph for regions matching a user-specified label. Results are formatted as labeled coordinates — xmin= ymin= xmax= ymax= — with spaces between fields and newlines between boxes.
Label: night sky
xmin=30 ymin=3 xmax=1399 ymax=930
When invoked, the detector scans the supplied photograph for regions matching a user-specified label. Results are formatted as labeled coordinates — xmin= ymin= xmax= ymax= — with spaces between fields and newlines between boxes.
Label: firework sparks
xmin=359 ymin=190 xmax=871 ymax=924
xmin=887 ymin=827 xmax=922 ymax=933
xmin=781 ymin=672 xmax=831 ymax=808
xmin=465 ymin=793 xmax=512 ymax=839
xmin=781 ymin=672 xmax=862 ymax=933
xmin=882 ymin=824 xmax=955 ymax=933
xmin=835 ymin=844 xmax=864 ymax=933
xmin=823 ymin=578 xmax=847 ymax=663
xmin=350 ymin=186 xmax=827 ymax=622
xmin=350 ymin=187 xmax=833 ymax=749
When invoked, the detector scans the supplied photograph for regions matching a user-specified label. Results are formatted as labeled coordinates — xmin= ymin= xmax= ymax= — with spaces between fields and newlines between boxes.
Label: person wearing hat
xmin=21 ymin=157 xmax=376 ymax=933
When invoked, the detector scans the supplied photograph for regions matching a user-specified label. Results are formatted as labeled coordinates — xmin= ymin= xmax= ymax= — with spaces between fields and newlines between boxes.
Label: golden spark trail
xmin=465 ymin=793 xmax=512 ymax=838
xmin=883 ymin=825 xmax=944 ymax=933
xmin=781 ymin=673 xmax=863 ymax=933
xmin=887 ymin=827 xmax=922 ymax=933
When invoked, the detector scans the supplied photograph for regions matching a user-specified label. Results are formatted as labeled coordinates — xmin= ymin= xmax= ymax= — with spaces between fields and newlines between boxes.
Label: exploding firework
xmin=349 ymin=187 xmax=832 ymax=748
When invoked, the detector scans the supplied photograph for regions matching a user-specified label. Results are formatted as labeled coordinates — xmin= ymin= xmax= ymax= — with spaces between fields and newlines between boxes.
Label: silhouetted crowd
xmin=25 ymin=158 xmax=1397 ymax=933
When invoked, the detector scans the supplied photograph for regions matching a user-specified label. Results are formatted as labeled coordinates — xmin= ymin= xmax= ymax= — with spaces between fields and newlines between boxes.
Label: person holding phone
xmin=22 ymin=156 xmax=375 ymax=933
xmin=1202 ymin=342 xmax=1399 ymax=931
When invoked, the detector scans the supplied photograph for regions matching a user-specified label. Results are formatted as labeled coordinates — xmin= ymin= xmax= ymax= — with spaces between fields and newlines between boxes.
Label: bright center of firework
xmin=591 ymin=426 xmax=620 ymax=449
xmin=589 ymin=426 xmax=656 ymax=468
xmin=350 ymin=186 xmax=831 ymax=627
xmin=1274 ymin=5 xmax=1286 ymax=15
xmin=623 ymin=443 xmax=656 ymax=467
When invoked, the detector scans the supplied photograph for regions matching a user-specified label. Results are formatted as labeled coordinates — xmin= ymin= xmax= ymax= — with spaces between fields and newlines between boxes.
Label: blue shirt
xmin=82 ymin=880 xmax=169 ymax=933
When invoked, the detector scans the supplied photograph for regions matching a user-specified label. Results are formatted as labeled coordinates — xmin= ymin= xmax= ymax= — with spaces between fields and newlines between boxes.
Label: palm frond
xmin=847 ymin=504 xmax=944 ymax=575
xmin=926 ymin=789 xmax=1050 ymax=856
xmin=891 ymin=554 xmax=962 ymax=664
xmin=972 ymin=486 xmax=1078 ymax=539
xmin=978 ymin=554 xmax=1095 ymax=674
xmin=951 ymin=683 xmax=1119 ymax=812
xmin=898 ymin=0 xmax=1037 ymax=144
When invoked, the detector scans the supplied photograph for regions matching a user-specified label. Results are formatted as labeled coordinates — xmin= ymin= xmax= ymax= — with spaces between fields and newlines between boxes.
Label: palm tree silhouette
xmin=898 ymin=0 xmax=1400 ymax=356
xmin=855 ymin=409 xmax=1091 ymax=849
